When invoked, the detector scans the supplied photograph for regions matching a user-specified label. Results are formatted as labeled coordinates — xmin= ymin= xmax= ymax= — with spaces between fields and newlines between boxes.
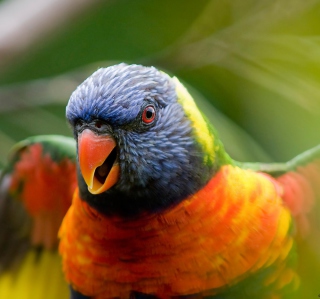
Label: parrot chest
xmin=59 ymin=165 xmax=296 ymax=299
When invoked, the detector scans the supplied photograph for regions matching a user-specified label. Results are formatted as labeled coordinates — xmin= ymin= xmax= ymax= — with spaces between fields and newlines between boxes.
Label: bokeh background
xmin=0 ymin=0 xmax=319 ymax=297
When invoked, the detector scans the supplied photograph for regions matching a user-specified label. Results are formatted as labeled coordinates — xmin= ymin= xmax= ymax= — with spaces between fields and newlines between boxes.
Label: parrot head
xmin=66 ymin=63 xmax=229 ymax=216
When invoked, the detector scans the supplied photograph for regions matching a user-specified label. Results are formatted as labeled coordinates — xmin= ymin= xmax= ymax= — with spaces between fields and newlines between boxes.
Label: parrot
xmin=0 ymin=63 xmax=320 ymax=299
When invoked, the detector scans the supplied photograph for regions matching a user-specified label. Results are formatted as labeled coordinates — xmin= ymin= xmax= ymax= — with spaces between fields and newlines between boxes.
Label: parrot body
xmin=60 ymin=165 xmax=297 ymax=299
xmin=1 ymin=64 xmax=320 ymax=299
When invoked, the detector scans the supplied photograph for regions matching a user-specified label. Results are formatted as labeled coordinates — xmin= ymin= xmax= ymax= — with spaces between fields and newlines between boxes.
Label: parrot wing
xmin=237 ymin=144 xmax=320 ymax=298
xmin=0 ymin=135 xmax=77 ymax=299
xmin=236 ymin=144 xmax=320 ymax=176
xmin=236 ymin=144 xmax=320 ymax=235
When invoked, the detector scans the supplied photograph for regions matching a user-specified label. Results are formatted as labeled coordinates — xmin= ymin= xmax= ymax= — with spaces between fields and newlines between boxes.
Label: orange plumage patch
xmin=59 ymin=165 xmax=295 ymax=299
xmin=9 ymin=143 xmax=77 ymax=249
xmin=276 ymin=159 xmax=320 ymax=236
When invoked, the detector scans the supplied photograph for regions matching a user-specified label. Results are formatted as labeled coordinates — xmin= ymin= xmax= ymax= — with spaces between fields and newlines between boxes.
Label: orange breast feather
xmin=59 ymin=165 xmax=295 ymax=299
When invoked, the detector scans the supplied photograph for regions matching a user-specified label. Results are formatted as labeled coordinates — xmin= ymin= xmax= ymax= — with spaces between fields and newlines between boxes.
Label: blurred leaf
xmin=1 ymin=0 xmax=319 ymax=164
xmin=0 ymin=0 xmax=209 ymax=84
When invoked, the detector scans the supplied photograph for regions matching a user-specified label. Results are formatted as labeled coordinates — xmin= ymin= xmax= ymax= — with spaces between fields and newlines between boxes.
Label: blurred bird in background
xmin=0 ymin=0 xmax=320 ymax=298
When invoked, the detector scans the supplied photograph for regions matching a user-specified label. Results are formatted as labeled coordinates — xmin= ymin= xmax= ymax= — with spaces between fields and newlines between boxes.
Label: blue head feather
xmin=66 ymin=63 xmax=216 ymax=216
xmin=67 ymin=64 xmax=176 ymax=126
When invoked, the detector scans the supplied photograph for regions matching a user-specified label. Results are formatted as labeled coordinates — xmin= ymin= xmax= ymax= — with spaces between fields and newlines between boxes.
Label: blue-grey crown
xmin=66 ymin=63 xmax=176 ymax=125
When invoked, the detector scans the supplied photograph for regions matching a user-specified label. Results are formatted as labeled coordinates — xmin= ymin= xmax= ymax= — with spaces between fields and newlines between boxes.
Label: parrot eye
xmin=94 ymin=121 xmax=103 ymax=128
xmin=142 ymin=105 xmax=156 ymax=124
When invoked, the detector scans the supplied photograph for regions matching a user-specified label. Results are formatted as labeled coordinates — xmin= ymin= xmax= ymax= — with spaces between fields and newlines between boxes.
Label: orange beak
xmin=78 ymin=129 xmax=120 ymax=194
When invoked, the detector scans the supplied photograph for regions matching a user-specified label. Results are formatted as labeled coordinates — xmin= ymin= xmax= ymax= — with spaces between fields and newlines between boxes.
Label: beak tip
xmin=87 ymin=185 xmax=96 ymax=194
xmin=82 ymin=173 xmax=93 ymax=190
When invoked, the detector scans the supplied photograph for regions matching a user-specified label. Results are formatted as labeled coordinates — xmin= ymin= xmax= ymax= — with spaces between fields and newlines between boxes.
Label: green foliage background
xmin=0 ymin=0 xmax=319 ymax=297
xmin=1 ymin=0 xmax=320 ymax=164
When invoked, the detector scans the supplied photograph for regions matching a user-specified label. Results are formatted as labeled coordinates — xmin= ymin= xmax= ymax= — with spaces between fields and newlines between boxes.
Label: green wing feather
xmin=5 ymin=135 xmax=76 ymax=169
xmin=235 ymin=144 xmax=320 ymax=176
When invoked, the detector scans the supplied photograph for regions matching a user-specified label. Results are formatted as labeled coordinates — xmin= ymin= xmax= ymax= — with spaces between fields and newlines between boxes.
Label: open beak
xmin=78 ymin=129 xmax=120 ymax=194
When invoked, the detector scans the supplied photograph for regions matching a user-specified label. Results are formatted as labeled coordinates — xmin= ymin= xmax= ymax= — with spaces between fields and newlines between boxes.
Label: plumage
xmin=1 ymin=64 xmax=320 ymax=299
xmin=59 ymin=166 xmax=298 ymax=298
xmin=0 ymin=135 xmax=77 ymax=299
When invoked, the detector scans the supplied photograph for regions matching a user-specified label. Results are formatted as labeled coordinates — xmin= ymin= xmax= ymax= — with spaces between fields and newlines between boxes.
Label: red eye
xmin=142 ymin=105 xmax=156 ymax=124
xmin=94 ymin=121 xmax=103 ymax=128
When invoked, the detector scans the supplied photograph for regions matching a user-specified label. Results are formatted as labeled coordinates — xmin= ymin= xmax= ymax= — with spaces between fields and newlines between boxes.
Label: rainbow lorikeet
xmin=0 ymin=64 xmax=320 ymax=299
